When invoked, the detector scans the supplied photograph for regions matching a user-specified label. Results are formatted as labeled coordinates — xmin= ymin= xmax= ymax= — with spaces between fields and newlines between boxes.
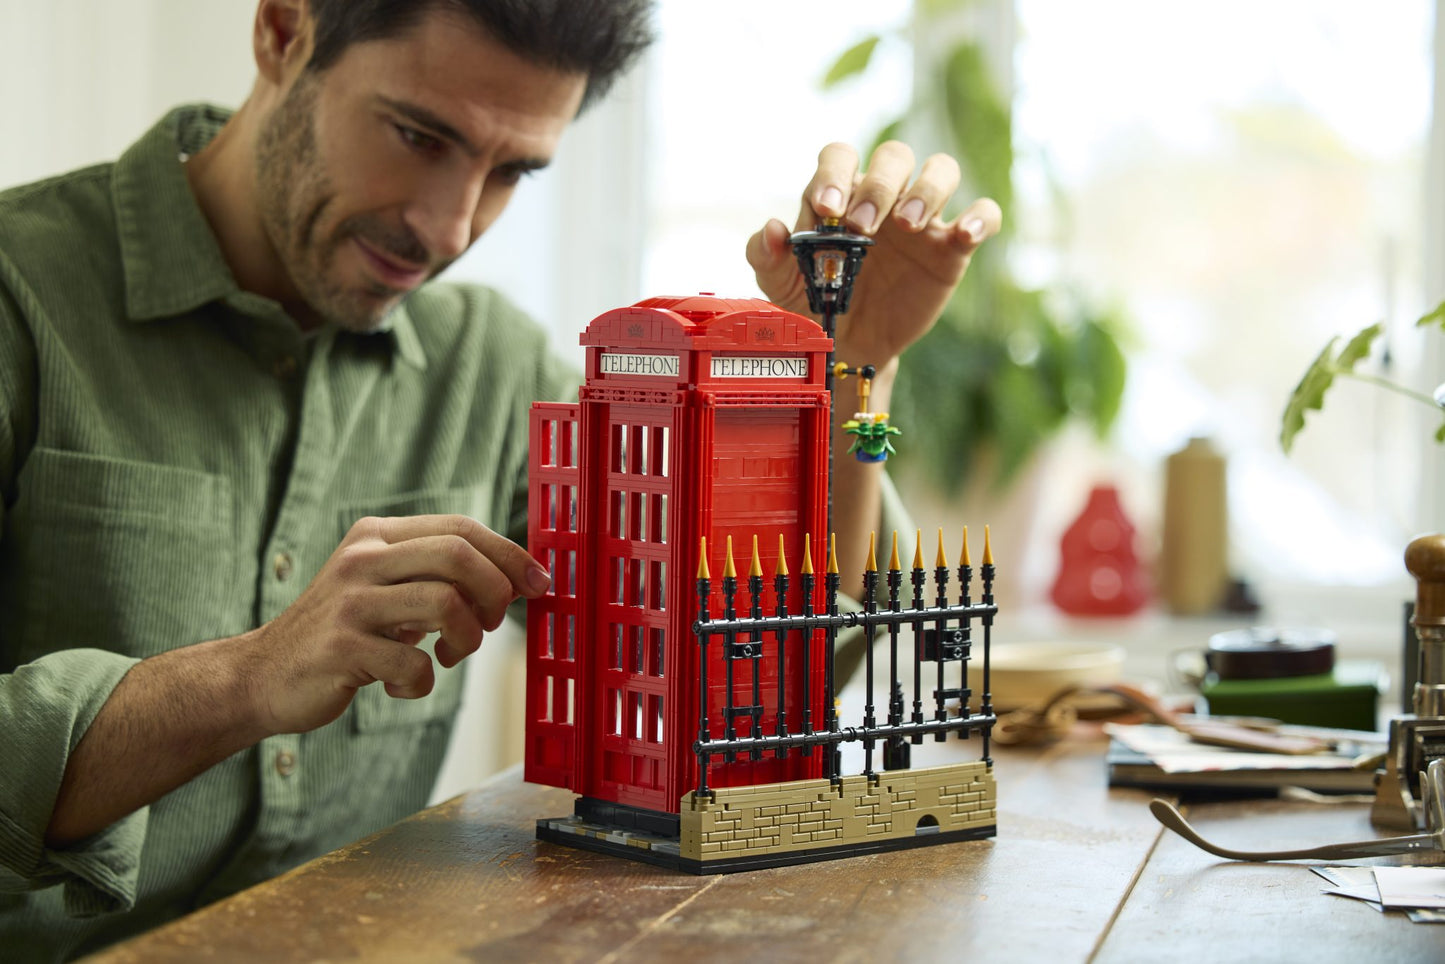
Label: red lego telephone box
xmin=526 ymin=295 xmax=833 ymax=817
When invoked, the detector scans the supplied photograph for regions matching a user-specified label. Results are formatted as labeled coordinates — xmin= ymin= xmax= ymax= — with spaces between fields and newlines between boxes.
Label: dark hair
xmin=306 ymin=0 xmax=654 ymax=109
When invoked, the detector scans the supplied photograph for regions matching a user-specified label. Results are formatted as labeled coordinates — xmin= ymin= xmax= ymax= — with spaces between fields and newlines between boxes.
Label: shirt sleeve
xmin=0 ymin=652 xmax=146 ymax=917
xmin=0 ymin=268 xmax=147 ymax=917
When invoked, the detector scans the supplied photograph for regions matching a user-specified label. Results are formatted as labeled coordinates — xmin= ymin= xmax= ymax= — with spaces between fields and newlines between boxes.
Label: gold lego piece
xmin=889 ymin=531 xmax=901 ymax=573
xmin=984 ymin=525 xmax=994 ymax=565
xmin=724 ymin=535 xmax=737 ymax=579
xmin=866 ymin=532 xmax=877 ymax=573
xmin=912 ymin=529 xmax=924 ymax=571
xmin=697 ymin=537 xmax=710 ymax=580
xmin=935 ymin=527 xmax=948 ymax=569
xmin=776 ymin=534 xmax=789 ymax=577
xmin=827 ymin=533 xmax=839 ymax=575
xmin=961 ymin=526 xmax=971 ymax=567
xmin=801 ymin=533 xmax=814 ymax=575
xmin=749 ymin=535 xmax=763 ymax=578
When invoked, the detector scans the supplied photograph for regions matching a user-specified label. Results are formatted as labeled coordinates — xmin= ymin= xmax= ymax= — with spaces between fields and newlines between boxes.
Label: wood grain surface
xmin=85 ymin=735 xmax=1442 ymax=963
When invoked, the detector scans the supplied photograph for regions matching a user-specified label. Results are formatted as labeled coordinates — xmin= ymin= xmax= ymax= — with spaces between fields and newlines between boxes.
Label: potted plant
xmin=823 ymin=2 xmax=1128 ymax=497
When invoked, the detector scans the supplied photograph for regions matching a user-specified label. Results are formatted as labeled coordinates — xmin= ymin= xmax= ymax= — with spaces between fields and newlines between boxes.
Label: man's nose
xmin=404 ymin=177 xmax=479 ymax=263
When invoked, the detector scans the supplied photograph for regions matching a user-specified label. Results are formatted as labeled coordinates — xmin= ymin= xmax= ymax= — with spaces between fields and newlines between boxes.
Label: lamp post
xmin=788 ymin=217 xmax=873 ymax=544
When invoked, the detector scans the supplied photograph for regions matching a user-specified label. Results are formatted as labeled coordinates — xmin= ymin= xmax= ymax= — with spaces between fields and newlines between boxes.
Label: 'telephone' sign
xmin=710 ymin=356 xmax=808 ymax=379
xmin=599 ymin=353 xmax=679 ymax=377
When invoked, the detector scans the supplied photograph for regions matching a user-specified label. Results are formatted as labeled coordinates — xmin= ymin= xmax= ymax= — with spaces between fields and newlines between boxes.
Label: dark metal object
xmin=1156 ymin=759 xmax=1445 ymax=862
xmin=1375 ymin=534 xmax=1445 ymax=830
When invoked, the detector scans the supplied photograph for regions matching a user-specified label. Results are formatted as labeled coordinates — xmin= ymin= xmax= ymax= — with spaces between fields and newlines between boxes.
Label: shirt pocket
xmin=337 ymin=487 xmax=489 ymax=732
xmin=2 ymin=447 xmax=234 ymax=662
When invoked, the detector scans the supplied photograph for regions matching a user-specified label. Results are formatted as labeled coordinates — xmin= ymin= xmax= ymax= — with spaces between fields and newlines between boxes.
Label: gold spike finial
xmin=801 ymin=533 xmax=814 ymax=575
xmin=776 ymin=534 xmax=790 ymax=577
xmin=697 ymin=537 xmax=710 ymax=580
xmin=889 ymin=531 xmax=901 ymax=572
xmin=827 ymin=533 xmax=839 ymax=574
xmin=984 ymin=524 xmax=994 ymax=565
xmin=935 ymin=528 xmax=948 ymax=568
xmin=723 ymin=535 xmax=737 ymax=579
xmin=866 ymin=532 xmax=878 ymax=573
xmin=912 ymin=529 xmax=924 ymax=571
xmin=961 ymin=526 xmax=971 ymax=567
xmin=749 ymin=535 xmax=763 ymax=578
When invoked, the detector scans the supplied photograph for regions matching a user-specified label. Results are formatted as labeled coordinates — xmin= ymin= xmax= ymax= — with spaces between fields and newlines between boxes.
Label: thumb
xmin=747 ymin=218 xmax=804 ymax=305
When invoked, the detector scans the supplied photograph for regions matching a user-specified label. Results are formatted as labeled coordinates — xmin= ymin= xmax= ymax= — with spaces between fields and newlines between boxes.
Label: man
xmin=0 ymin=0 xmax=999 ymax=957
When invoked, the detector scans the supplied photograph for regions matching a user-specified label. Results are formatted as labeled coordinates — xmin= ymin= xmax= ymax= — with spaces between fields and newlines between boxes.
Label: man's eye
xmin=493 ymin=167 xmax=535 ymax=188
xmin=395 ymin=125 xmax=442 ymax=154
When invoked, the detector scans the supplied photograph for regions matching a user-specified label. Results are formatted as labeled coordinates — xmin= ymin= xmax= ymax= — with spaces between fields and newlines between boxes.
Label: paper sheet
xmin=1373 ymin=867 xmax=1445 ymax=910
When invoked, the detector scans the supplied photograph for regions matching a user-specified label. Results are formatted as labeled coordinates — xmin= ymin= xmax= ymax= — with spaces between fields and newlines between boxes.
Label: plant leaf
xmin=1280 ymin=338 xmax=1339 ymax=454
xmin=1416 ymin=299 xmax=1445 ymax=329
xmin=821 ymin=35 xmax=880 ymax=88
xmin=1069 ymin=316 xmax=1128 ymax=437
xmin=1437 ymin=421 xmax=1445 ymax=443
xmin=866 ymin=116 xmax=908 ymax=161
xmin=941 ymin=43 xmax=1013 ymax=216
xmin=1280 ymin=323 xmax=1381 ymax=453
xmin=1336 ymin=322 xmax=1382 ymax=370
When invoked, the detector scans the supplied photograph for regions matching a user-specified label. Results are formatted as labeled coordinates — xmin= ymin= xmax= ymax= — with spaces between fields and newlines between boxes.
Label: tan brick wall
xmin=679 ymin=762 xmax=995 ymax=862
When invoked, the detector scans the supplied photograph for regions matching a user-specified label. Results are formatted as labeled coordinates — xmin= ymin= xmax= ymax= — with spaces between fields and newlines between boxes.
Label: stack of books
xmin=1105 ymin=722 xmax=1385 ymax=794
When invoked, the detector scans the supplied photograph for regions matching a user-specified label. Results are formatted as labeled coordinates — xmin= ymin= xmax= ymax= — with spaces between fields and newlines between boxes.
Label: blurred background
xmin=4 ymin=0 xmax=1441 ymax=795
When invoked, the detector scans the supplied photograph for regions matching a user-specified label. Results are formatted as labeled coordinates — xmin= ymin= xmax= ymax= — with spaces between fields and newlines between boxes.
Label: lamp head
xmin=788 ymin=218 xmax=873 ymax=319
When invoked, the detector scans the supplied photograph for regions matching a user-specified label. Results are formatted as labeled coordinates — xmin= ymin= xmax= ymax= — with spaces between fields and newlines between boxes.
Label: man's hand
xmin=46 ymin=514 xmax=548 ymax=847
xmin=746 ymin=140 xmax=1002 ymax=367
xmin=244 ymin=514 xmax=552 ymax=736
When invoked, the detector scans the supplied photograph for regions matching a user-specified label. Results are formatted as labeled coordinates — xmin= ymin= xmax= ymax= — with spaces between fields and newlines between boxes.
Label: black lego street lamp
xmin=788 ymin=217 xmax=873 ymax=547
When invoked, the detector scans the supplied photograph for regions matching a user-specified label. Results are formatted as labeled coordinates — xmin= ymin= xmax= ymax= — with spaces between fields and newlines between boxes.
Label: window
xmin=1012 ymin=0 xmax=1434 ymax=591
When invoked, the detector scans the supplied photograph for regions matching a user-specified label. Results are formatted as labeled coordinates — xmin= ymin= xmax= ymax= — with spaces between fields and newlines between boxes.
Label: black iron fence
xmin=691 ymin=530 xmax=997 ymax=796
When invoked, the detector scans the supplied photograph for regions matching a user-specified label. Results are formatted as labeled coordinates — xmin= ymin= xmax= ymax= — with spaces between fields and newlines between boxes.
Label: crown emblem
xmin=627 ymin=323 xmax=645 ymax=338
xmin=755 ymin=326 xmax=776 ymax=343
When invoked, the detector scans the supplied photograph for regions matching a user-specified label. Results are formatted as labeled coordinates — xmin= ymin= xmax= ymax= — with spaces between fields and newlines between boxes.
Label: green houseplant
xmin=1280 ymin=301 xmax=1445 ymax=452
xmin=823 ymin=2 xmax=1128 ymax=495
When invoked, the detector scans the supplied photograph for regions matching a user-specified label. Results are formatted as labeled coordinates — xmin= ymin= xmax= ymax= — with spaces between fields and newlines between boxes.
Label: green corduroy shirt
xmin=0 ymin=105 xmax=577 ymax=960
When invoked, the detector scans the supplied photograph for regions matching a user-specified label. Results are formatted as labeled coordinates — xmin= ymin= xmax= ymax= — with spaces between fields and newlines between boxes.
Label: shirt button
xmin=274 ymin=750 xmax=297 ymax=777
xmin=273 ymin=552 xmax=294 ymax=581
xmin=272 ymin=355 xmax=298 ymax=379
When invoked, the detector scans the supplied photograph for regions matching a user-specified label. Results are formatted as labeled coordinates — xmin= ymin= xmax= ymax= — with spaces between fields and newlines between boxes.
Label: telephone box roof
xmin=580 ymin=294 xmax=831 ymax=352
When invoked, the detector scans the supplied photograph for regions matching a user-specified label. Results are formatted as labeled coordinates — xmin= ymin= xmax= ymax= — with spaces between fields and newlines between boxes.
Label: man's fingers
xmin=799 ymin=142 xmax=860 ymax=228
xmin=892 ymin=153 xmax=962 ymax=231
xmin=346 ymin=533 xmax=520 ymax=620
xmin=845 ymin=141 xmax=916 ymax=235
xmin=360 ymin=580 xmax=486 ymax=656
xmin=948 ymin=197 xmax=1004 ymax=250
xmin=357 ymin=639 xmax=436 ymax=700
xmin=359 ymin=514 xmax=551 ymax=597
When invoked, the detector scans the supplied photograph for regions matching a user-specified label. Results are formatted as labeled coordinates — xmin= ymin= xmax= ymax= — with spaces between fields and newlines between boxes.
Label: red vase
xmin=1050 ymin=484 xmax=1149 ymax=616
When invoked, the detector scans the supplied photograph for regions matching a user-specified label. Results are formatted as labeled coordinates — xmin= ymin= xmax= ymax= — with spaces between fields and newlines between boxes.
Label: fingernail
xmin=963 ymin=217 xmax=986 ymax=243
xmin=898 ymin=198 xmax=925 ymax=227
xmin=850 ymin=201 xmax=878 ymax=232
xmin=526 ymin=564 xmax=552 ymax=595
xmin=819 ymin=186 xmax=844 ymax=213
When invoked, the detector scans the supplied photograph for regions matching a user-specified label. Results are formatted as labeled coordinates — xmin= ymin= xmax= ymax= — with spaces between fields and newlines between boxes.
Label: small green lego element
xmin=843 ymin=412 xmax=902 ymax=462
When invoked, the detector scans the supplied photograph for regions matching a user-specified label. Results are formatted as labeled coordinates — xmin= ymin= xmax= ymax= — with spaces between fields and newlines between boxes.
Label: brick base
xmin=680 ymin=761 xmax=995 ymax=865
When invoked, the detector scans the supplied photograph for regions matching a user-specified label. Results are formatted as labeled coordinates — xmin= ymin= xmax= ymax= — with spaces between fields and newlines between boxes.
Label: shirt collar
xmin=112 ymin=104 xmax=426 ymax=371
xmin=114 ymin=105 xmax=237 ymax=321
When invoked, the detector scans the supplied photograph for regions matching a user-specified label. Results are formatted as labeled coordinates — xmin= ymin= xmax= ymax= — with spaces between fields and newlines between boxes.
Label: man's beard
xmin=254 ymin=75 xmax=437 ymax=332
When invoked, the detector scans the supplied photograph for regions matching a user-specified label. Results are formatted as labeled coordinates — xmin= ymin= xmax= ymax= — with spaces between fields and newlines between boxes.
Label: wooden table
xmin=88 ymin=734 xmax=1443 ymax=963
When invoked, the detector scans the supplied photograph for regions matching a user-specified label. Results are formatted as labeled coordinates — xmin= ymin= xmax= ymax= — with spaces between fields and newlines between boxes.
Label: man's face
xmin=254 ymin=10 xmax=587 ymax=331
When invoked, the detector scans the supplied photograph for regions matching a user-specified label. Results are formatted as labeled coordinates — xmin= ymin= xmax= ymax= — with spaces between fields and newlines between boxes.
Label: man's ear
xmin=254 ymin=0 xmax=314 ymax=85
